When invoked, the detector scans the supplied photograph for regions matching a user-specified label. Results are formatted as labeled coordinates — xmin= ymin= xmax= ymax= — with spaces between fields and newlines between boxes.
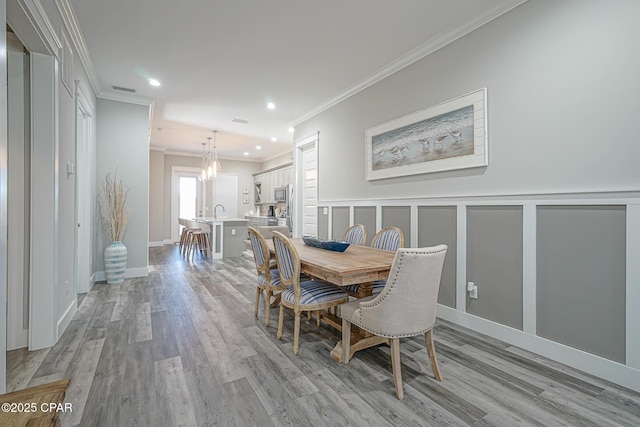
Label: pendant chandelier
xmin=199 ymin=130 xmax=222 ymax=181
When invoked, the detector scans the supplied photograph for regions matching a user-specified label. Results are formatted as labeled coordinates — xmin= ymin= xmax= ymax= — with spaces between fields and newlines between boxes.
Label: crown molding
xmin=55 ymin=0 xmax=100 ymax=96
xmin=16 ymin=0 xmax=61 ymax=58
xmin=291 ymin=0 xmax=528 ymax=127
xmin=55 ymin=0 xmax=153 ymax=106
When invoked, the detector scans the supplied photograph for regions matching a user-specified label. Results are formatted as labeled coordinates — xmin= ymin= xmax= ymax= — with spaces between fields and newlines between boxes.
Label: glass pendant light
xmin=209 ymin=130 xmax=222 ymax=178
xmin=199 ymin=142 xmax=207 ymax=182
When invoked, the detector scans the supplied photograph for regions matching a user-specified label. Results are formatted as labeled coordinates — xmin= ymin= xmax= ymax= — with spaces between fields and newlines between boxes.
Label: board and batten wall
xmin=299 ymin=0 xmax=640 ymax=392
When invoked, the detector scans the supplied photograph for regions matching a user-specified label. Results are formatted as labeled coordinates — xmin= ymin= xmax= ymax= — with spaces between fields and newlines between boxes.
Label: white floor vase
xmin=104 ymin=241 xmax=127 ymax=284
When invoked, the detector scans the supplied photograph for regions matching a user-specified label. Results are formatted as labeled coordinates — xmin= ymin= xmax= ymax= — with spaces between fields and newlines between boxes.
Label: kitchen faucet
xmin=214 ymin=204 xmax=226 ymax=219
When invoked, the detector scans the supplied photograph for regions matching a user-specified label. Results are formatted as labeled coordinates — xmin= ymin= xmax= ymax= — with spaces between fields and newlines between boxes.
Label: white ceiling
xmin=68 ymin=0 xmax=524 ymax=162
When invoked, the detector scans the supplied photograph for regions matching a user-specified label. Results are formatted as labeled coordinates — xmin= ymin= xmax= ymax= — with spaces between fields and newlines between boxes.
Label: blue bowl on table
xmin=302 ymin=236 xmax=350 ymax=252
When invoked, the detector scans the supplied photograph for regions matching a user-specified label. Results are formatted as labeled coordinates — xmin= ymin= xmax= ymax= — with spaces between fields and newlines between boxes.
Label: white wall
xmin=96 ymin=99 xmax=150 ymax=275
xmin=295 ymin=0 xmax=640 ymax=201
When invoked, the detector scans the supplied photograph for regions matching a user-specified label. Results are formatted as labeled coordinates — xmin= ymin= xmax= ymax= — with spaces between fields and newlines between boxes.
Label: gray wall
xmin=294 ymin=0 xmax=640 ymax=201
xmin=418 ymin=206 xmax=457 ymax=308
xmin=381 ymin=206 xmax=410 ymax=246
xmin=317 ymin=206 xmax=329 ymax=239
xmin=331 ymin=207 xmax=350 ymax=241
xmin=96 ymin=99 xmax=150 ymax=273
xmin=537 ymin=206 xmax=626 ymax=363
xmin=467 ymin=206 xmax=523 ymax=330
xmin=149 ymin=150 xmax=164 ymax=242
xmin=354 ymin=206 xmax=376 ymax=246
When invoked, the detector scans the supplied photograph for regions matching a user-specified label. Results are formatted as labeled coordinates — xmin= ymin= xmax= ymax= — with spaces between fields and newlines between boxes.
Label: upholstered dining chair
xmin=248 ymin=227 xmax=284 ymax=327
xmin=344 ymin=226 xmax=405 ymax=297
xmin=342 ymin=224 xmax=366 ymax=246
xmin=340 ymin=244 xmax=448 ymax=399
xmin=272 ymin=231 xmax=350 ymax=355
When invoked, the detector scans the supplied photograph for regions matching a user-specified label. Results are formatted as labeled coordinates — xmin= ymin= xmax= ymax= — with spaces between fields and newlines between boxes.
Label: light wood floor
xmin=7 ymin=245 xmax=640 ymax=426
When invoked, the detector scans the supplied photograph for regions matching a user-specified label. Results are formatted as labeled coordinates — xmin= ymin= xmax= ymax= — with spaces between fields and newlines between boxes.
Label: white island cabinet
xmin=194 ymin=218 xmax=248 ymax=259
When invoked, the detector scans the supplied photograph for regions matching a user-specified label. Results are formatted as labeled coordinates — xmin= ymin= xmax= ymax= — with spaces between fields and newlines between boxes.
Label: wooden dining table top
xmin=266 ymin=238 xmax=396 ymax=287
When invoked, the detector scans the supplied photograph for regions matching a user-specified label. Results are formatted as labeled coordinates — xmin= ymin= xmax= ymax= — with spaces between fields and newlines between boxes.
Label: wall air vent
xmin=232 ymin=118 xmax=249 ymax=124
xmin=112 ymin=85 xmax=136 ymax=93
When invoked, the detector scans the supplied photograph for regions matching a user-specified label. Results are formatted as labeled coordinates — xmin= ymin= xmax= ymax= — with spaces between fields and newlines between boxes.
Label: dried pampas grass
xmin=102 ymin=172 xmax=130 ymax=242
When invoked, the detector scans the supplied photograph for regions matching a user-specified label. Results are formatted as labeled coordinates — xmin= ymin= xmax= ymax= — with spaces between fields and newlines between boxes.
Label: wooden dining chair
xmin=272 ymin=231 xmax=350 ymax=355
xmin=344 ymin=226 xmax=405 ymax=296
xmin=248 ymin=227 xmax=284 ymax=326
xmin=341 ymin=224 xmax=366 ymax=245
xmin=340 ymin=245 xmax=448 ymax=399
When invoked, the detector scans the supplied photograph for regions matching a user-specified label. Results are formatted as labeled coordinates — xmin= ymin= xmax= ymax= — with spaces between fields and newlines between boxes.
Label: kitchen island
xmin=194 ymin=217 xmax=248 ymax=259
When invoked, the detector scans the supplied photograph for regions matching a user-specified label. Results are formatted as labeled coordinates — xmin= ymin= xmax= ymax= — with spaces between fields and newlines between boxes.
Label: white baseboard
xmin=437 ymin=305 xmax=640 ymax=393
xmin=57 ymin=299 xmax=77 ymax=340
xmin=94 ymin=266 xmax=149 ymax=283
xmin=163 ymin=239 xmax=174 ymax=245
xmin=149 ymin=241 xmax=164 ymax=247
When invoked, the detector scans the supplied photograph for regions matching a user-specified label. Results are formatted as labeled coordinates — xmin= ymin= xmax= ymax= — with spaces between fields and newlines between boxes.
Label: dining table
xmin=266 ymin=237 xmax=396 ymax=363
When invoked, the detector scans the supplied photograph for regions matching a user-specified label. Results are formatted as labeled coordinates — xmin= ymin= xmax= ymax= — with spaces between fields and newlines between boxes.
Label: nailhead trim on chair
xmin=345 ymin=246 xmax=448 ymax=338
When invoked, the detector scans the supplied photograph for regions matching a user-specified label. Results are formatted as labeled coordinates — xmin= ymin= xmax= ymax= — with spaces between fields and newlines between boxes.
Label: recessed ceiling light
xmin=266 ymin=102 xmax=276 ymax=110
xmin=148 ymin=78 xmax=161 ymax=87
xmin=256 ymin=145 xmax=262 ymax=150
xmin=243 ymin=152 xmax=249 ymax=156
xmin=271 ymin=137 xmax=278 ymax=142
xmin=288 ymin=127 xmax=295 ymax=133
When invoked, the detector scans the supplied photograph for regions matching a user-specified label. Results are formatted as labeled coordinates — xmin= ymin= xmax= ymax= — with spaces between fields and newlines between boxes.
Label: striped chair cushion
xmin=257 ymin=269 xmax=281 ymax=287
xmin=373 ymin=230 xmax=401 ymax=251
xmin=274 ymin=237 xmax=295 ymax=280
xmin=343 ymin=279 xmax=387 ymax=295
xmin=249 ymin=232 xmax=266 ymax=267
xmin=344 ymin=227 xmax=364 ymax=245
xmin=282 ymin=280 xmax=349 ymax=305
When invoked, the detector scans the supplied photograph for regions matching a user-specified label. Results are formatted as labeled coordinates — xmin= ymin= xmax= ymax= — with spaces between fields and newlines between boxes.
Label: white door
xmin=75 ymin=88 xmax=93 ymax=295
xmin=294 ymin=134 xmax=318 ymax=237
xmin=7 ymin=48 xmax=29 ymax=350
xmin=171 ymin=166 xmax=204 ymax=242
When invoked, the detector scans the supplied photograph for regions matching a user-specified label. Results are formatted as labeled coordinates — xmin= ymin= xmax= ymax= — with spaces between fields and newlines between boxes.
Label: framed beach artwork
xmin=365 ymin=88 xmax=487 ymax=181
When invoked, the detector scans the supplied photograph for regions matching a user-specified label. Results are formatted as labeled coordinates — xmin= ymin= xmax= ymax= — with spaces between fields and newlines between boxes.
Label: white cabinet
xmin=253 ymin=164 xmax=294 ymax=205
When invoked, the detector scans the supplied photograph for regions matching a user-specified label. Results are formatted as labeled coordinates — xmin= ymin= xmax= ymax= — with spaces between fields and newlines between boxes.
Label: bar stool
xmin=186 ymin=220 xmax=211 ymax=259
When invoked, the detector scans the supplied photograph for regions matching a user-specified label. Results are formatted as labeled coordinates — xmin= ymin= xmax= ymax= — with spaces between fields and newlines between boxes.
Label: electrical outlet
xmin=323 ymin=207 xmax=328 ymax=215
xmin=469 ymin=285 xmax=478 ymax=299
xmin=231 ymin=228 xmax=236 ymax=235
xmin=65 ymin=280 xmax=69 ymax=294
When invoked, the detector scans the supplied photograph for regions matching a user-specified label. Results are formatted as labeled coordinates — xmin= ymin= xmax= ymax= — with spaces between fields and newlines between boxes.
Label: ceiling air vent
xmin=232 ymin=118 xmax=249 ymax=124
xmin=112 ymin=85 xmax=136 ymax=93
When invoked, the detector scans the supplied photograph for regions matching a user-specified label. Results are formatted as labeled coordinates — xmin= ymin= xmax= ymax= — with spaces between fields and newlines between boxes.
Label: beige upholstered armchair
xmin=340 ymin=244 xmax=448 ymax=399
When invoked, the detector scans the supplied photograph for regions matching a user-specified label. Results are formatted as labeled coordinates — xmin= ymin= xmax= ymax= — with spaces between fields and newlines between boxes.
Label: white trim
xmin=292 ymin=1 xmax=528 ymax=127
xmin=97 ymin=90 xmax=153 ymax=106
xmin=149 ymin=145 xmax=167 ymax=152
xmin=455 ymin=205 xmax=467 ymax=312
xmin=437 ymin=305 xmax=640 ymax=393
xmin=17 ymin=0 xmax=61 ymax=58
xmin=522 ymin=203 xmax=537 ymax=334
xmin=149 ymin=241 xmax=164 ymax=247
xmin=410 ymin=205 xmax=418 ymax=248
xmin=626 ymin=204 xmax=640 ymax=369
xmin=56 ymin=299 xmax=77 ymax=340
xmin=55 ymin=0 xmax=100 ymax=95
xmin=170 ymin=166 xmax=202 ymax=243
xmin=94 ymin=267 xmax=149 ymax=283
xmin=163 ymin=239 xmax=174 ymax=245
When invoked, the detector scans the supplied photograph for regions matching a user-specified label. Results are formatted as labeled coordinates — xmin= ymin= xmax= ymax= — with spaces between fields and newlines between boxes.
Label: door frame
xmin=170 ymin=166 xmax=204 ymax=243
xmin=75 ymin=82 xmax=94 ymax=294
xmin=294 ymin=132 xmax=319 ymax=238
